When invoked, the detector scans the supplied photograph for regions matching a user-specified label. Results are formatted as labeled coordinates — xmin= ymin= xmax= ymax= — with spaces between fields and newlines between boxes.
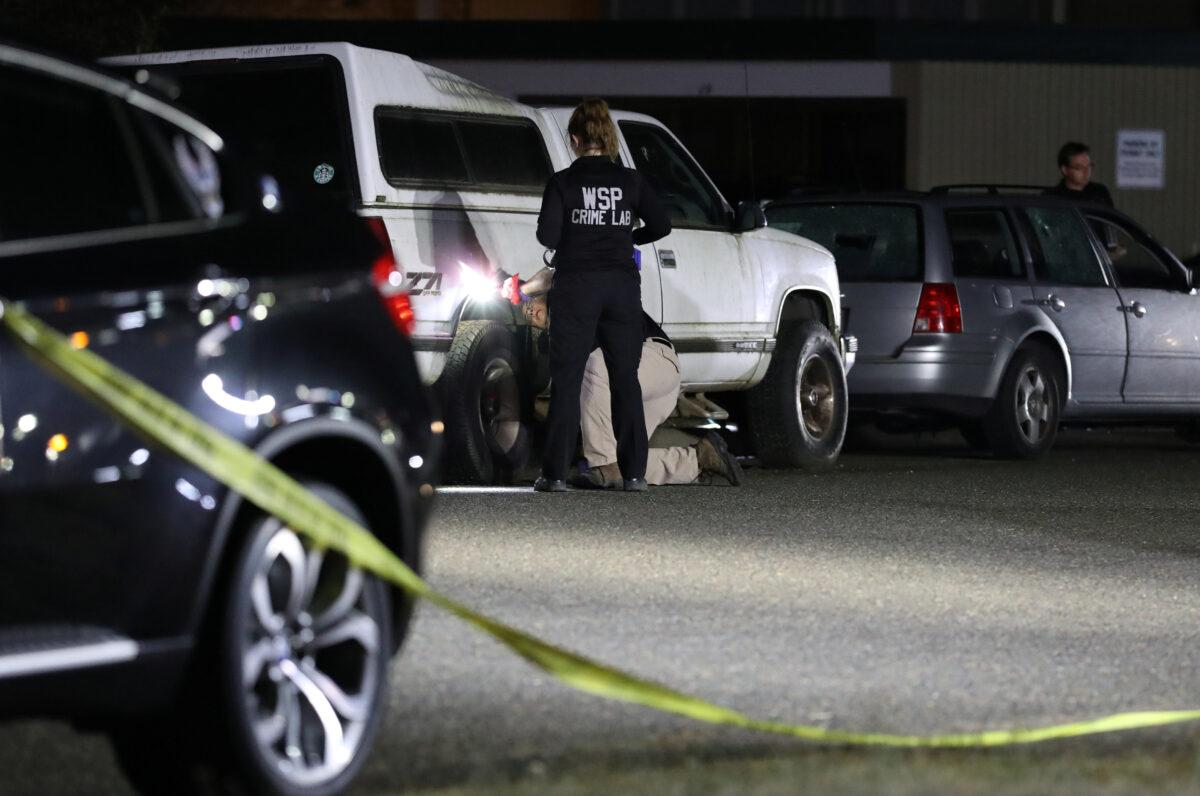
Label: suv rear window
xmin=766 ymin=203 xmax=922 ymax=282
xmin=375 ymin=110 xmax=551 ymax=193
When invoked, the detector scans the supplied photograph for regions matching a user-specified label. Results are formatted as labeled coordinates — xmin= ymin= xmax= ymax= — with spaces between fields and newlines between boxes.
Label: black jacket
xmin=1044 ymin=180 xmax=1114 ymax=207
xmin=537 ymin=155 xmax=671 ymax=272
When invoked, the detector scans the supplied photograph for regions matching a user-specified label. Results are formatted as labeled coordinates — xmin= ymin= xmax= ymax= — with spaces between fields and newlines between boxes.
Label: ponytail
xmin=567 ymin=97 xmax=620 ymax=161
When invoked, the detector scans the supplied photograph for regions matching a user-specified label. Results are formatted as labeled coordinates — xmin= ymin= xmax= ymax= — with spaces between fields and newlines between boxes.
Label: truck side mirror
xmin=734 ymin=200 xmax=767 ymax=233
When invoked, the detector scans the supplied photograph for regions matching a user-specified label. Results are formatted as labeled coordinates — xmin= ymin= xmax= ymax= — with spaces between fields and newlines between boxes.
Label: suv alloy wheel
xmin=111 ymin=483 xmax=393 ymax=796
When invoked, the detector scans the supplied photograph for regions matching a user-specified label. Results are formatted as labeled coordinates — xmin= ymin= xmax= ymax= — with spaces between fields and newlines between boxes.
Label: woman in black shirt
xmin=533 ymin=98 xmax=670 ymax=492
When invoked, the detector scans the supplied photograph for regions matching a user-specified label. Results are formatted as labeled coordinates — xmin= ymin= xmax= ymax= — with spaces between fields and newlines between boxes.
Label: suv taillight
xmin=913 ymin=283 xmax=962 ymax=334
xmin=366 ymin=218 xmax=415 ymax=337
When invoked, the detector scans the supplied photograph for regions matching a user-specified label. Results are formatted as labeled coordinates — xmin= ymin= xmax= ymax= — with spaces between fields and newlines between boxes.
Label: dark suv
xmin=767 ymin=187 xmax=1195 ymax=458
xmin=0 ymin=43 xmax=438 ymax=795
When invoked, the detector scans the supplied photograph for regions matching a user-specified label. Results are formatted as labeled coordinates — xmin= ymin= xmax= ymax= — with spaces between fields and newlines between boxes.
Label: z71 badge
xmin=406 ymin=272 xmax=443 ymax=296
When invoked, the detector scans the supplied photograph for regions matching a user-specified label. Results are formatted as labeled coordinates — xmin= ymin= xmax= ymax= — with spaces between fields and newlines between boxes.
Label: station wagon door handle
xmin=1037 ymin=295 xmax=1067 ymax=312
xmin=1123 ymin=301 xmax=1148 ymax=318
xmin=659 ymin=249 xmax=677 ymax=269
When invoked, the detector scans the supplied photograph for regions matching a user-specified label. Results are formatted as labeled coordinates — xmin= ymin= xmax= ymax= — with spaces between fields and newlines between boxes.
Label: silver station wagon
xmin=766 ymin=187 xmax=1198 ymax=458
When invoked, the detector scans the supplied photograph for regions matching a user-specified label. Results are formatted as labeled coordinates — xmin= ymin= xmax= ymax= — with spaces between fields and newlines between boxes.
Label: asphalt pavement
xmin=3 ymin=426 xmax=1200 ymax=794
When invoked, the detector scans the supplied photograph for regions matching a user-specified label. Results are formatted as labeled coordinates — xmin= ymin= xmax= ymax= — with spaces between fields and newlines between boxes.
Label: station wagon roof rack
xmin=929 ymin=184 xmax=1048 ymax=194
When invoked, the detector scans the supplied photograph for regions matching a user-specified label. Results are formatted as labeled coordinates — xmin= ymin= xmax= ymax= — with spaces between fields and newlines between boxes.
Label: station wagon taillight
xmin=913 ymin=283 xmax=962 ymax=334
xmin=366 ymin=218 xmax=415 ymax=337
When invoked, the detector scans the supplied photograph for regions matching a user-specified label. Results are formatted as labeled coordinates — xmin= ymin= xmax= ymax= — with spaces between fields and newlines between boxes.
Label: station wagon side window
xmin=618 ymin=121 xmax=729 ymax=230
xmin=1018 ymin=206 xmax=1108 ymax=287
xmin=1084 ymin=215 xmax=1183 ymax=291
xmin=945 ymin=209 xmax=1023 ymax=279
xmin=0 ymin=65 xmax=147 ymax=242
xmin=375 ymin=110 xmax=551 ymax=193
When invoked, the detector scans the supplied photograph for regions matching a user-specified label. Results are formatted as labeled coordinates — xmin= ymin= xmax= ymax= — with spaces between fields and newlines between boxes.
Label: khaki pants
xmin=580 ymin=340 xmax=700 ymax=485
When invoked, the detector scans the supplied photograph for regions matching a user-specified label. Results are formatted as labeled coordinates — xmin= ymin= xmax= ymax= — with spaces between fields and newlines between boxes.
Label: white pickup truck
xmin=110 ymin=43 xmax=851 ymax=483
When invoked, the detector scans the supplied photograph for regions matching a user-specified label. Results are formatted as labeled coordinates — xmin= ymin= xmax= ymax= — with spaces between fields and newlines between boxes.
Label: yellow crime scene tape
xmin=3 ymin=296 xmax=1199 ymax=748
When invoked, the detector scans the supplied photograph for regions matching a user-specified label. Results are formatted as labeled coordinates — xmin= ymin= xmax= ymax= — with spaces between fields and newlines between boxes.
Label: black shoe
xmin=534 ymin=476 xmax=568 ymax=493
xmin=699 ymin=431 xmax=743 ymax=486
xmin=623 ymin=478 xmax=648 ymax=492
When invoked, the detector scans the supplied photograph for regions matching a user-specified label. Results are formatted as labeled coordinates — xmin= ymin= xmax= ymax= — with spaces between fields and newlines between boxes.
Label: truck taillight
xmin=913 ymin=283 xmax=962 ymax=334
xmin=366 ymin=217 xmax=415 ymax=337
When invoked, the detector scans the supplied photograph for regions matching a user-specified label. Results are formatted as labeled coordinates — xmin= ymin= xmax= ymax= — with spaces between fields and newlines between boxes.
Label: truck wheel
xmin=111 ymin=483 xmax=393 ymax=796
xmin=745 ymin=320 xmax=848 ymax=468
xmin=440 ymin=320 xmax=531 ymax=484
xmin=983 ymin=346 xmax=1061 ymax=459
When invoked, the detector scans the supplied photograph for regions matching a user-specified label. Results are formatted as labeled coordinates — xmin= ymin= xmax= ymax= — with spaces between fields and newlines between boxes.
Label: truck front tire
xmin=439 ymin=320 xmax=531 ymax=484
xmin=745 ymin=321 xmax=848 ymax=469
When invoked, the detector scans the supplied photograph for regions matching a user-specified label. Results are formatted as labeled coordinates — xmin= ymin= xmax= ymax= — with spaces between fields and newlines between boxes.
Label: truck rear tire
xmin=745 ymin=320 xmax=848 ymax=468
xmin=439 ymin=320 xmax=531 ymax=484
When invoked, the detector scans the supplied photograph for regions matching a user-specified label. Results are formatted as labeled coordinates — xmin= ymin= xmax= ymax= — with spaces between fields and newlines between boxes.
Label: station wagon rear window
xmin=767 ymin=203 xmax=922 ymax=282
xmin=375 ymin=110 xmax=551 ymax=193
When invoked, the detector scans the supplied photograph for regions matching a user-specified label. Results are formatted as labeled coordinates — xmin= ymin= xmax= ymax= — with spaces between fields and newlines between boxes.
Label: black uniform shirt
xmin=537 ymin=155 xmax=671 ymax=273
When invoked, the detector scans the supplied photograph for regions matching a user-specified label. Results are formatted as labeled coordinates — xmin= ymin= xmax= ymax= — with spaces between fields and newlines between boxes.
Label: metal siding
xmin=903 ymin=61 xmax=1200 ymax=257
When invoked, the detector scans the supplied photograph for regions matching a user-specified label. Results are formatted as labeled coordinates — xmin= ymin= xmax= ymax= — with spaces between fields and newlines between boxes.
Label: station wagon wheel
xmin=746 ymin=319 xmax=848 ymax=468
xmin=984 ymin=346 xmax=1061 ymax=460
xmin=225 ymin=483 xmax=393 ymax=795
xmin=1014 ymin=366 xmax=1051 ymax=445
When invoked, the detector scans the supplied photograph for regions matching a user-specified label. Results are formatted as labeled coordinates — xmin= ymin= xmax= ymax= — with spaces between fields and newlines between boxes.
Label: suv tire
xmin=440 ymin=320 xmax=531 ymax=484
xmin=745 ymin=320 xmax=848 ymax=468
xmin=984 ymin=346 xmax=1061 ymax=459
xmin=112 ymin=483 xmax=393 ymax=796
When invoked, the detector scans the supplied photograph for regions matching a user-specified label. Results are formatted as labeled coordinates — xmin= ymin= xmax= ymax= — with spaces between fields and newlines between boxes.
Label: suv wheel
xmin=440 ymin=320 xmax=531 ymax=484
xmin=111 ymin=483 xmax=393 ymax=796
xmin=745 ymin=320 xmax=848 ymax=468
xmin=984 ymin=347 xmax=1061 ymax=459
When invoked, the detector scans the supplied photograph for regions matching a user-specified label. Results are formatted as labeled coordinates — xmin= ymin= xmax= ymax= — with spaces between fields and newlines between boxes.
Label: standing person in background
xmin=533 ymin=98 xmax=671 ymax=493
xmin=1046 ymin=141 xmax=1114 ymax=206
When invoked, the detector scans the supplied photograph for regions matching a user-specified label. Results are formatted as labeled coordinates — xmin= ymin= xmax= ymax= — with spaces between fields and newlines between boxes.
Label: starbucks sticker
xmin=313 ymin=163 xmax=335 ymax=184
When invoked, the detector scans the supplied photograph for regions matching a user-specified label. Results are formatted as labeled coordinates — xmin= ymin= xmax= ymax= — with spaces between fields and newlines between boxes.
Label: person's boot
xmin=533 ymin=476 xmax=568 ymax=492
xmin=695 ymin=431 xmax=743 ymax=486
xmin=567 ymin=463 xmax=623 ymax=490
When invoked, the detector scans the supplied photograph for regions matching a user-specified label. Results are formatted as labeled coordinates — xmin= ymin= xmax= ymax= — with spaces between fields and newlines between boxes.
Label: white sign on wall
xmin=1116 ymin=129 xmax=1165 ymax=189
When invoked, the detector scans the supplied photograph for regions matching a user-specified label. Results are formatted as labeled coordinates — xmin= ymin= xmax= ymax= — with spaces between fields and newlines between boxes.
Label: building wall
xmin=898 ymin=60 xmax=1200 ymax=257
